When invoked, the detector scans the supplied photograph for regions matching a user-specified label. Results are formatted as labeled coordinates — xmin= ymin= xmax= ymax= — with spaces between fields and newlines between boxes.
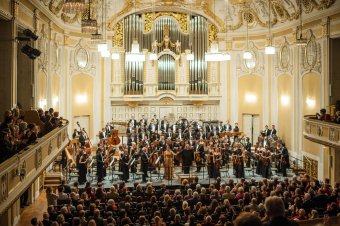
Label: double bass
xmin=108 ymin=129 xmax=120 ymax=145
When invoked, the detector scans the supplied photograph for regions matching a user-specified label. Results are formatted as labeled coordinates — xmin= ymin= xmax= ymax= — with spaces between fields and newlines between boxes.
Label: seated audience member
xmin=333 ymin=111 xmax=340 ymax=124
xmin=263 ymin=196 xmax=298 ymax=226
xmin=234 ymin=212 xmax=262 ymax=226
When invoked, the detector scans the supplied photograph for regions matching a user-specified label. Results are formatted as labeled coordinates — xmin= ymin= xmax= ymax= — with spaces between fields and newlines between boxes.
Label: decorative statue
xmin=154 ymin=24 xmax=181 ymax=54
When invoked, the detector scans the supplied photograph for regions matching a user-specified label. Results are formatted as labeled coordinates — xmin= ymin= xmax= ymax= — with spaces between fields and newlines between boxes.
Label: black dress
xmin=121 ymin=154 xmax=130 ymax=182
xmin=78 ymin=154 xmax=87 ymax=184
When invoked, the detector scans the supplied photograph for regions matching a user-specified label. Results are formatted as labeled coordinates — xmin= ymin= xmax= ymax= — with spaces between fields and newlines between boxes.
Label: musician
xmin=127 ymin=131 xmax=137 ymax=148
xmin=158 ymin=135 xmax=166 ymax=150
xmin=152 ymin=114 xmax=159 ymax=126
xmin=262 ymin=136 xmax=270 ymax=148
xmin=160 ymin=116 xmax=169 ymax=133
xmin=263 ymin=125 xmax=271 ymax=136
xmin=140 ymin=147 xmax=149 ymax=182
xmin=129 ymin=144 xmax=138 ymax=174
xmin=214 ymin=148 xmax=222 ymax=178
xmin=173 ymin=138 xmax=182 ymax=166
xmin=98 ymin=130 xmax=104 ymax=140
xmin=194 ymin=139 xmax=205 ymax=172
xmin=210 ymin=126 xmax=219 ymax=138
xmin=96 ymin=148 xmax=104 ymax=182
xmin=126 ymin=123 xmax=134 ymax=135
xmin=78 ymin=150 xmax=87 ymax=184
xmin=224 ymin=120 xmax=232 ymax=132
xmin=205 ymin=123 xmax=212 ymax=137
xmin=218 ymin=121 xmax=224 ymax=133
xmin=185 ymin=126 xmax=195 ymax=140
xmin=166 ymin=128 xmax=174 ymax=140
xmin=181 ymin=144 xmax=194 ymax=174
xmin=207 ymin=145 xmax=215 ymax=178
xmin=278 ymin=142 xmax=289 ymax=177
xmin=177 ymin=128 xmax=184 ymax=141
xmin=105 ymin=123 xmax=113 ymax=137
xmin=196 ymin=128 xmax=206 ymax=140
xmin=163 ymin=145 xmax=175 ymax=179
xmin=233 ymin=123 xmax=240 ymax=132
xmin=128 ymin=116 xmax=137 ymax=128
xmin=171 ymin=121 xmax=178 ymax=133
xmin=138 ymin=128 xmax=148 ymax=141
xmin=139 ymin=115 xmax=148 ymax=127
xmin=120 ymin=149 xmax=130 ymax=182
xmin=79 ymin=131 xmax=86 ymax=147
xmin=270 ymin=125 xmax=277 ymax=137
xmin=234 ymin=144 xmax=245 ymax=178
xmin=244 ymin=137 xmax=252 ymax=167
xmin=72 ymin=129 xmax=79 ymax=139
xmin=262 ymin=146 xmax=272 ymax=178
xmin=148 ymin=121 xmax=158 ymax=134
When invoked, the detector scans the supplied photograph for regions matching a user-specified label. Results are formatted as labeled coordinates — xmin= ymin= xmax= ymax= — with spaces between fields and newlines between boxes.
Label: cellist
xmin=194 ymin=139 xmax=205 ymax=173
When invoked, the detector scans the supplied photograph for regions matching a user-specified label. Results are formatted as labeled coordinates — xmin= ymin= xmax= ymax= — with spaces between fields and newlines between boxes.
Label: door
xmin=242 ymin=114 xmax=260 ymax=144
xmin=73 ymin=115 xmax=90 ymax=137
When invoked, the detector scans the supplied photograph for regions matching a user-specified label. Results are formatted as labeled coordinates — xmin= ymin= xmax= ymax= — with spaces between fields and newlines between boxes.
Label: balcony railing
xmin=303 ymin=115 xmax=340 ymax=148
xmin=0 ymin=119 xmax=69 ymax=215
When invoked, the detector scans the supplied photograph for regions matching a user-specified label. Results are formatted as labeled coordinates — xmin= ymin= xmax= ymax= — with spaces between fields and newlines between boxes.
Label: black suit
xmin=263 ymin=216 xmax=298 ymax=226
xmin=270 ymin=129 xmax=277 ymax=136
xmin=264 ymin=129 xmax=271 ymax=136
xmin=195 ymin=131 xmax=205 ymax=140
xmin=182 ymin=149 xmax=194 ymax=174
xmin=141 ymin=152 xmax=149 ymax=182
xmin=128 ymin=119 xmax=137 ymax=128
xmin=139 ymin=119 xmax=147 ymax=127
xmin=96 ymin=152 xmax=104 ymax=182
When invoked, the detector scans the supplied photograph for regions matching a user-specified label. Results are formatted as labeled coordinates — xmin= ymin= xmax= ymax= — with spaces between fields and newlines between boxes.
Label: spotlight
xmin=23 ymin=29 xmax=38 ymax=41
xmin=21 ymin=44 xmax=41 ymax=60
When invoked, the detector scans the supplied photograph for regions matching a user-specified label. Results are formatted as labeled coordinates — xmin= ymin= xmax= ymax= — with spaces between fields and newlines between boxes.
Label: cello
xmin=108 ymin=129 xmax=121 ymax=145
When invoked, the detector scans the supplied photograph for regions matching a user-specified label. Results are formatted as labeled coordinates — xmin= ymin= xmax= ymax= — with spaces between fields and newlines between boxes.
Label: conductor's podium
xmin=177 ymin=173 xmax=199 ymax=184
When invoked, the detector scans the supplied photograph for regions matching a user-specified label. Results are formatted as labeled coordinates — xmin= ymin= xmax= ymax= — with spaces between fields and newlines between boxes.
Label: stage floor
xmin=66 ymin=164 xmax=292 ymax=189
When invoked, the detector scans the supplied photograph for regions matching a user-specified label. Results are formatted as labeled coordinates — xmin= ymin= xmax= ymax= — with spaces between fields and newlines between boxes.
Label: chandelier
xmin=63 ymin=0 xmax=85 ymax=14
xmin=205 ymin=0 xmax=229 ymax=61
xmin=81 ymin=0 xmax=97 ymax=34
xmin=243 ymin=10 xmax=252 ymax=60
xmin=265 ymin=0 xmax=275 ymax=55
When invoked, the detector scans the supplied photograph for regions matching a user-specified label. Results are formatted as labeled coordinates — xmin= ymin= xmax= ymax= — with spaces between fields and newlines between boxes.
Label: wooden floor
xmin=16 ymin=191 xmax=47 ymax=226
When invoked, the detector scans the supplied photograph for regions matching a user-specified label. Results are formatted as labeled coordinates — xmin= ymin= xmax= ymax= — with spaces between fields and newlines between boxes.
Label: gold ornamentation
xmin=208 ymin=23 xmax=218 ymax=48
xmin=61 ymin=12 xmax=81 ymax=24
xmin=107 ymin=0 xmax=134 ymax=30
xmin=11 ymin=0 xmax=19 ymax=18
xmin=303 ymin=155 xmax=318 ymax=179
xmin=143 ymin=12 xmax=188 ymax=34
xmin=49 ymin=0 xmax=63 ymax=15
xmin=112 ymin=21 xmax=123 ymax=47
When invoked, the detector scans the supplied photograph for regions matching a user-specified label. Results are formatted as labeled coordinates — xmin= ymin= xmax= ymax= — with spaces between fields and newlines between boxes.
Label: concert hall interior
xmin=1 ymin=0 xmax=340 ymax=226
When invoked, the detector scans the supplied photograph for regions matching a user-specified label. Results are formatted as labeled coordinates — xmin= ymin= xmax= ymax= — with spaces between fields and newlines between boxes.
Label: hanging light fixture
xmin=205 ymin=0 xmax=228 ymax=61
xmin=93 ymin=0 xmax=107 ymax=53
xmin=81 ymin=0 xmax=97 ymax=34
xmin=295 ymin=0 xmax=307 ymax=46
xmin=187 ymin=0 xmax=194 ymax=61
xmin=265 ymin=0 xmax=275 ymax=55
xmin=243 ymin=10 xmax=252 ymax=60
xmin=63 ymin=0 xmax=85 ymax=14
xmin=125 ymin=0 xmax=145 ymax=62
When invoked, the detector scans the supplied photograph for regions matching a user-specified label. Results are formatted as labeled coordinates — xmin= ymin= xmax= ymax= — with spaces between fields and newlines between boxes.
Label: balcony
xmin=0 ymin=119 xmax=69 ymax=215
xmin=303 ymin=115 xmax=340 ymax=148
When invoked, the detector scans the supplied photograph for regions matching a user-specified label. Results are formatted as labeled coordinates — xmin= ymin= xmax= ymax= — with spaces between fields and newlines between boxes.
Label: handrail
xmin=0 ymin=119 xmax=69 ymax=215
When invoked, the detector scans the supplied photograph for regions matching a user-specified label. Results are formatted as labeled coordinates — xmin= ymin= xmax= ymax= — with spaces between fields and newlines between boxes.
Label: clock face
xmin=244 ymin=51 xmax=256 ymax=70
xmin=306 ymin=39 xmax=317 ymax=67
xmin=76 ymin=48 xmax=89 ymax=69
xmin=280 ymin=45 xmax=290 ymax=69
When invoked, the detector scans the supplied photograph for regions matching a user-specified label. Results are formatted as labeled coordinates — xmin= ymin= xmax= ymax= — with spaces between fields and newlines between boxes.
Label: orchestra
xmin=67 ymin=115 xmax=290 ymax=184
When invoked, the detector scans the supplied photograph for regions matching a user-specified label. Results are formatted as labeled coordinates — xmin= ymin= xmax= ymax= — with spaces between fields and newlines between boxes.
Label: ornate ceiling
xmin=38 ymin=0 xmax=337 ymax=33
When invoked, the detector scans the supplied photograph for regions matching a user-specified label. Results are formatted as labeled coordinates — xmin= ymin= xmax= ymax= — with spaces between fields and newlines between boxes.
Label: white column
xmin=219 ymin=61 xmax=227 ymax=122
xmin=103 ymin=56 xmax=112 ymax=125
xmin=230 ymin=51 xmax=238 ymax=123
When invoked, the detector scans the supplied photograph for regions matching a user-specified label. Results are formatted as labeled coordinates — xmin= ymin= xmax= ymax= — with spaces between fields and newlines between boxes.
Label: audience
xmin=0 ymin=107 xmax=63 ymax=163
xmin=30 ymin=174 xmax=339 ymax=226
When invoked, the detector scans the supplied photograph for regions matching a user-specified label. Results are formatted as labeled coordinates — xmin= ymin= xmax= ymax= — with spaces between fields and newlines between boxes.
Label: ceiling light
xmin=111 ymin=52 xmax=120 ymax=60
xmin=97 ymin=42 xmax=108 ymax=53
xmin=63 ymin=0 xmax=85 ymax=14
xmin=81 ymin=0 xmax=97 ymax=34
xmin=265 ymin=45 xmax=276 ymax=55
xmin=243 ymin=51 xmax=252 ymax=60
xmin=101 ymin=49 xmax=110 ymax=58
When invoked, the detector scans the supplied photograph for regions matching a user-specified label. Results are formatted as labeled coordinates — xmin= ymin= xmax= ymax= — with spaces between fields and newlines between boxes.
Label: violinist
xmin=214 ymin=147 xmax=222 ymax=178
xmin=79 ymin=131 xmax=86 ymax=147
xmin=234 ymin=143 xmax=245 ymax=178
xmin=140 ymin=147 xmax=149 ymax=182
xmin=207 ymin=145 xmax=215 ymax=178
xmin=139 ymin=115 xmax=147 ymax=127
xmin=244 ymin=137 xmax=252 ymax=167
xmin=166 ymin=128 xmax=174 ymax=140
xmin=158 ymin=135 xmax=166 ymax=150
xmin=278 ymin=142 xmax=289 ymax=177
xmin=176 ymin=128 xmax=184 ymax=141
xmin=138 ymin=127 xmax=148 ymax=141
xmin=173 ymin=137 xmax=182 ymax=166
xmin=196 ymin=128 xmax=205 ymax=140
xmin=129 ymin=143 xmax=138 ymax=174
xmin=160 ymin=116 xmax=169 ymax=133
xmin=210 ymin=126 xmax=219 ymax=138
xmin=78 ymin=150 xmax=87 ymax=184
xmin=185 ymin=126 xmax=195 ymax=140
xmin=194 ymin=139 xmax=205 ymax=173
xmin=126 ymin=123 xmax=134 ymax=135
xmin=127 ymin=131 xmax=137 ymax=149
xmin=128 ymin=115 xmax=137 ymax=128
xmin=261 ymin=145 xmax=272 ymax=178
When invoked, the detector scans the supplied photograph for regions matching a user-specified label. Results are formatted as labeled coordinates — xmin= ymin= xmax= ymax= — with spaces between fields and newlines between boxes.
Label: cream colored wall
xmin=277 ymin=74 xmax=292 ymax=150
xmin=37 ymin=71 xmax=47 ymax=109
xmin=51 ymin=74 xmax=60 ymax=111
xmin=71 ymin=74 xmax=94 ymax=138
xmin=238 ymin=75 xmax=263 ymax=131
xmin=302 ymin=73 xmax=321 ymax=157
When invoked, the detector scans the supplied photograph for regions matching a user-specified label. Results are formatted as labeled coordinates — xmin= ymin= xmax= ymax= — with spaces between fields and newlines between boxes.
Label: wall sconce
xmin=52 ymin=96 xmax=59 ymax=107
xmin=281 ymin=95 xmax=290 ymax=106
xmin=38 ymin=99 xmax=47 ymax=109
xmin=76 ymin=94 xmax=87 ymax=104
xmin=306 ymin=97 xmax=316 ymax=108
xmin=245 ymin=93 xmax=257 ymax=103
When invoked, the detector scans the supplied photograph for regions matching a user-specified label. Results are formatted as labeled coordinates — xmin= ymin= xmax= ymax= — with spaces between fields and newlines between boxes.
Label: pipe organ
xmin=121 ymin=13 xmax=211 ymax=96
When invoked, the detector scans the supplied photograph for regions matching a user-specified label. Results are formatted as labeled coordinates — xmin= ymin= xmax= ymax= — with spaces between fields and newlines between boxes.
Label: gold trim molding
xmin=143 ymin=12 xmax=188 ymax=34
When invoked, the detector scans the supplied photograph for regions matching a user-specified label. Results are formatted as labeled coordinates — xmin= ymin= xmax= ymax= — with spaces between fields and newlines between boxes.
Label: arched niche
xmin=71 ymin=73 xmax=94 ymax=138
xmin=37 ymin=71 xmax=47 ymax=109
xmin=51 ymin=74 xmax=60 ymax=111
xmin=238 ymin=74 xmax=263 ymax=131
xmin=302 ymin=72 xmax=321 ymax=157
xmin=277 ymin=74 xmax=292 ymax=150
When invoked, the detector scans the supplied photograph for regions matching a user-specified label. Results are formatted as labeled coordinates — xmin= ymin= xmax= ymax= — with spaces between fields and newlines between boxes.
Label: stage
xmin=66 ymin=163 xmax=294 ymax=189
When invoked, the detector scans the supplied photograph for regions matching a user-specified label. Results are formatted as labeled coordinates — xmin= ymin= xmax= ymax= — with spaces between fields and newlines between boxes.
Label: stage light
xmin=23 ymin=29 xmax=38 ymax=41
